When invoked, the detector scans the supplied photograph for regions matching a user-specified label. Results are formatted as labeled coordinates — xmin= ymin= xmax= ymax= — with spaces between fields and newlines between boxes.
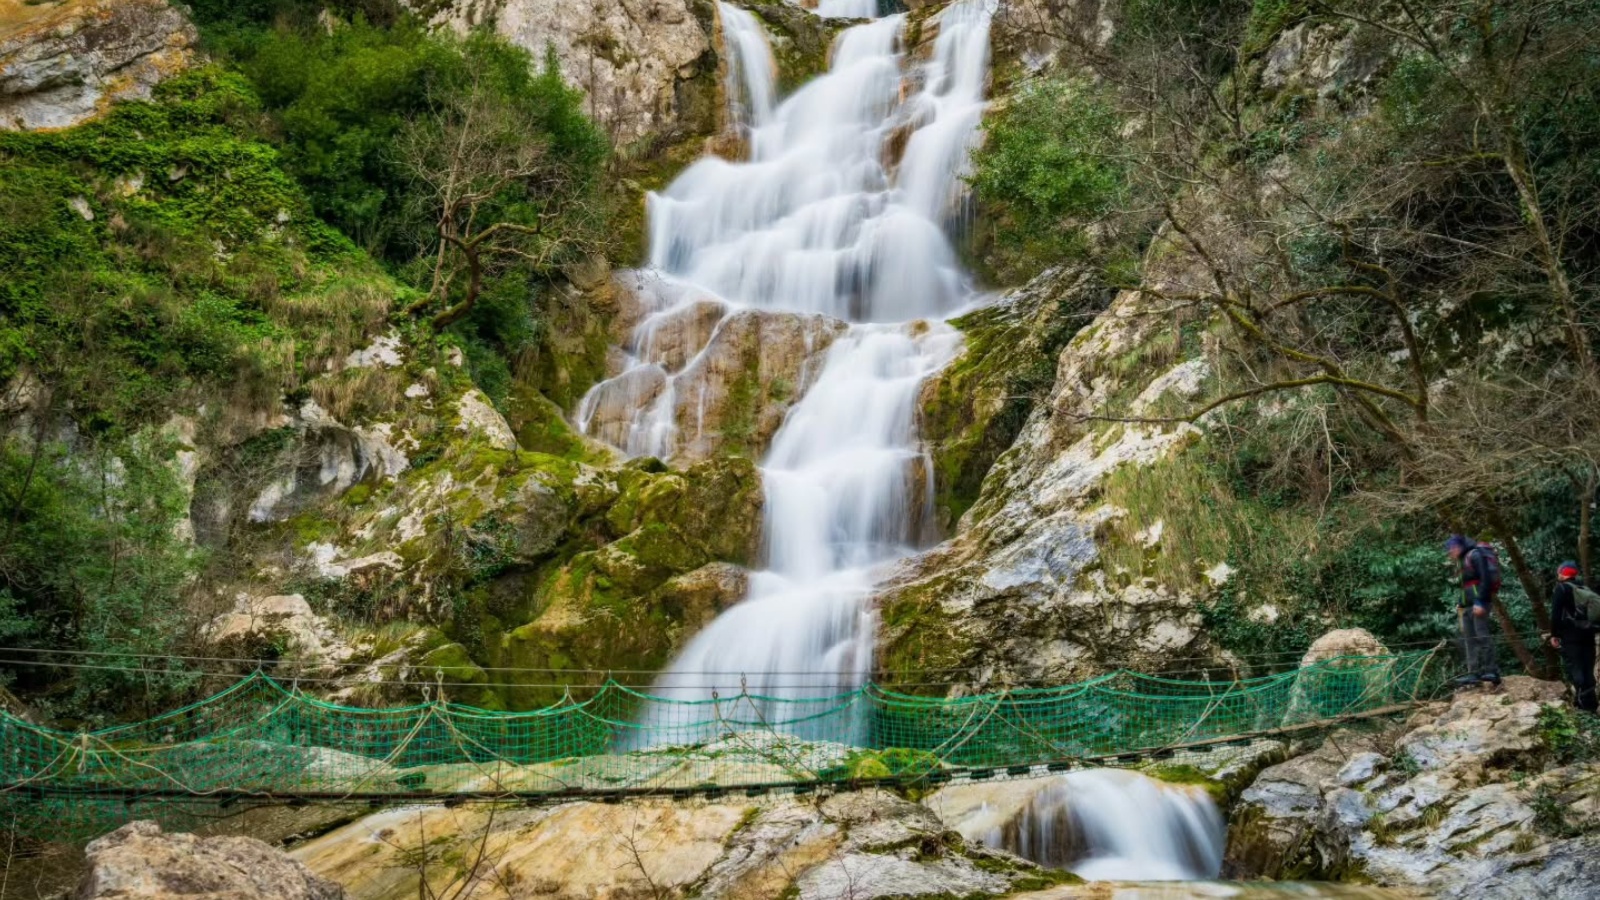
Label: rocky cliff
xmin=0 ymin=0 xmax=196 ymax=130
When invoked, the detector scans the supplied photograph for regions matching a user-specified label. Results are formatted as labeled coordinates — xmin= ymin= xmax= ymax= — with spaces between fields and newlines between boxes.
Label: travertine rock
xmin=296 ymin=790 xmax=1033 ymax=900
xmin=0 ymin=0 xmax=196 ymax=131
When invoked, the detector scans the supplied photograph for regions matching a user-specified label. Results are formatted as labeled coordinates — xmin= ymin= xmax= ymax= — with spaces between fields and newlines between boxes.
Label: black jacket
xmin=1460 ymin=546 xmax=1501 ymax=608
xmin=1552 ymin=580 xmax=1598 ymax=644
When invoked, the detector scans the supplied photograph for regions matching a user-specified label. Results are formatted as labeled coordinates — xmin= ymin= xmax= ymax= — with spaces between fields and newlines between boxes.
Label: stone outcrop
xmin=202 ymin=593 xmax=354 ymax=671
xmin=413 ymin=0 xmax=719 ymax=147
xmin=294 ymin=790 xmax=1057 ymax=900
xmin=0 ymin=0 xmax=195 ymax=131
xmin=79 ymin=820 xmax=344 ymax=900
xmin=878 ymin=257 xmax=1221 ymax=684
xmin=1229 ymin=677 xmax=1600 ymax=896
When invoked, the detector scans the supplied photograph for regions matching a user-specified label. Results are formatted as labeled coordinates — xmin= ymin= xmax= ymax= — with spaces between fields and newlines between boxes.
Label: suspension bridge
xmin=0 ymin=649 xmax=1449 ymax=840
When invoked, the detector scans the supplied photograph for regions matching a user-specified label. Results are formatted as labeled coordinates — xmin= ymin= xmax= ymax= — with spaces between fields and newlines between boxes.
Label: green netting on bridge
xmin=0 ymin=650 xmax=1448 ymax=840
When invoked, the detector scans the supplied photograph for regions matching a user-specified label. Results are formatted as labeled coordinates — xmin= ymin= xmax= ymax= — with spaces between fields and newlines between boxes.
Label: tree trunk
xmin=431 ymin=241 xmax=482 ymax=331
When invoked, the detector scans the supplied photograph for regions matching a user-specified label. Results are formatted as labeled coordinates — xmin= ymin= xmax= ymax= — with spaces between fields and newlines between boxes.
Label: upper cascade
xmin=645 ymin=2 xmax=989 ymax=324
xmin=803 ymin=0 xmax=883 ymax=18
xmin=718 ymin=2 xmax=777 ymax=130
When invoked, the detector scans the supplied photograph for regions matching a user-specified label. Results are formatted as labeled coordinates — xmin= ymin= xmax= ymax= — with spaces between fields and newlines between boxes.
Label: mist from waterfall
xmin=580 ymin=1 xmax=992 ymax=714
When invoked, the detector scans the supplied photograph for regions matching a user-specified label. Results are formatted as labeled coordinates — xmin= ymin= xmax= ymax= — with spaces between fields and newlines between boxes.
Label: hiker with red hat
xmin=1447 ymin=535 xmax=1504 ymax=688
xmin=1549 ymin=560 xmax=1599 ymax=713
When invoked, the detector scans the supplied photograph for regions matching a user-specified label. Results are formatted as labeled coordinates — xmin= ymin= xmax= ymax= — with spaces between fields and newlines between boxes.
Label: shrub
xmin=969 ymin=76 xmax=1127 ymax=283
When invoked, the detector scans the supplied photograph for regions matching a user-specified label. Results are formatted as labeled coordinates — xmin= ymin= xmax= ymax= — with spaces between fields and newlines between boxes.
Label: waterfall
xmin=805 ymin=0 xmax=883 ymax=19
xmin=581 ymin=2 xmax=993 ymax=717
xmin=718 ymin=2 xmax=777 ymax=130
xmin=978 ymin=771 xmax=1227 ymax=881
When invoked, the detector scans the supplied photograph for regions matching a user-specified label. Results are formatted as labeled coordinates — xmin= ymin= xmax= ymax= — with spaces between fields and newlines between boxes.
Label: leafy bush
xmin=968 ymin=76 xmax=1127 ymax=283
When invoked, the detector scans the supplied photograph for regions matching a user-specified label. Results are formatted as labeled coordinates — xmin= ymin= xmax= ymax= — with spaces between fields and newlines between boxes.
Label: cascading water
xmin=717 ymin=2 xmax=776 ymax=130
xmin=578 ymin=0 xmax=993 ymax=711
xmin=978 ymin=771 xmax=1227 ymax=881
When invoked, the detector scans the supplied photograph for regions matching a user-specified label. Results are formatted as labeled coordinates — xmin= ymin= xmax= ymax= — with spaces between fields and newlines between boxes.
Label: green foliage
xmin=1243 ymin=0 xmax=1309 ymax=54
xmin=227 ymin=18 xmax=459 ymax=256
xmin=969 ymin=76 xmax=1127 ymax=283
xmin=1538 ymin=703 xmax=1600 ymax=765
xmin=0 ymin=68 xmax=369 ymax=432
xmin=0 ymin=436 xmax=203 ymax=717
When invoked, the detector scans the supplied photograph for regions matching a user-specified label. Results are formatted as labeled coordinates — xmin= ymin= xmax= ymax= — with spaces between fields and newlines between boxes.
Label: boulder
xmin=454 ymin=389 xmax=517 ymax=451
xmin=1301 ymin=628 xmax=1389 ymax=665
xmin=0 ymin=0 xmax=196 ymax=131
xmin=78 ymin=820 xmax=343 ymax=899
xmin=202 ymin=593 xmax=352 ymax=670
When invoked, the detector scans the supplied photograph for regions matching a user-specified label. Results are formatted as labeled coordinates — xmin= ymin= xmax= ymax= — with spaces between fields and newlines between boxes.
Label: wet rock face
xmin=583 ymin=270 xmax=848 ymax=463
xmin=415 ymin=0 xmax=718 ymax=146
xmin=1229 ymin=677 xmax=1600 ymax=897
xmin=0 ymin=0 xmax=196 ymax=131
xmin=79 ymin=820 xmax=344 ymax=900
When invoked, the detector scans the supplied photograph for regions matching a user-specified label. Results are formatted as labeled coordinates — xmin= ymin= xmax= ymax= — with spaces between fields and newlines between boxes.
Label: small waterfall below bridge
xmin=578 ymin=0 xmax=992 ymax=708
xmin=971 ymin=770 xmax=1227 ymax=881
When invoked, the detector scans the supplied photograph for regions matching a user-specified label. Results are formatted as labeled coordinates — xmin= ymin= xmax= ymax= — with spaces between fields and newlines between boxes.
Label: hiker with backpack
xmin=1549 ymin=561 xmax=1599 ymax=713
xmin=1447 ymin=535 xmax=1504 ymax=688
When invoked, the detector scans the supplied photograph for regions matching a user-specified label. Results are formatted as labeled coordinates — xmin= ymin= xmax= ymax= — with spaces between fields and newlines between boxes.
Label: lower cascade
xmin=980 ymin=771 xmax=1227 ymax=881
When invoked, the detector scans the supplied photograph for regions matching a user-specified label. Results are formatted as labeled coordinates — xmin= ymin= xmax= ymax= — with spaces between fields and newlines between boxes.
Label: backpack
xmin=1467 ymin=544 xmax=1503 ymax=594
xmin=1573 ymin=584 xmax=1600 ymax=625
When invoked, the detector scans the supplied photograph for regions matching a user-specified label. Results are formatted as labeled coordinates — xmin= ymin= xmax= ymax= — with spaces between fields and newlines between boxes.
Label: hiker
xmin=1447 ymin=535 xmax=1503 ymax=687
xmin=1549 ymin=560 xmax=1599 ymax=713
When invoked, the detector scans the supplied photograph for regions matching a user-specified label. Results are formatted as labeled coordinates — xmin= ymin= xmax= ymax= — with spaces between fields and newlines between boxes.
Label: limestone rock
xmin=454 ymin=389 xmax=517 ymax=451
xmin=878 ymin=261 xmax=1220 ymax=685
xmin=194 ymin=399 xmax=411 ymax=535
xmin=296 ymin=790 xmax=1034 ymax=900
xmin=584 ymin=272 xmax=847 ymax=464
xmin=1301 ymin=628 xmax=1389 ymax=665
xmin=0 ymin=0 xmax=196 ymax=131
xmin=415 ymin=0 xmax=718 ymax=146
xmin=79 ymin=820 xmax=343 ymax=900
xmin=1229 ymin=677 xmax=1600 ymax=897
xmin=203 ymin=593 xmax=354 ymax=672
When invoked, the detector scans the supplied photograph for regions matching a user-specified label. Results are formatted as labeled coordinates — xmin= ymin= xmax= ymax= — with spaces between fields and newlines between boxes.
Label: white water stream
xmin=578 ymin=1 xmax=992 ymax=704
xmin=979 ymin=771 xmax=1227 ymax=881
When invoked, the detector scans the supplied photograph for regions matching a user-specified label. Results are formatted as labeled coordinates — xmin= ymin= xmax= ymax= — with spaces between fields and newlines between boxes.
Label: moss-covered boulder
xmin=489 ymin=455 xmax=762 ymax=705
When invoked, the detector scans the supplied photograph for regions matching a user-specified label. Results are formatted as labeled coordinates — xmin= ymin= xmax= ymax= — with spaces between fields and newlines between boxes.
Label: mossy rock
xmin=921 ymin=268 xmax=1106 ymax=530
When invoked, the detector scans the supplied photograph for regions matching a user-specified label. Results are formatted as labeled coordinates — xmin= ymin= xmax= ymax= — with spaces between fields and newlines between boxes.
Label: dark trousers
xmin=1460 ymin=607 xmax=1500 ymax=678
xmin=1561 ymin=637 xmax=1598 ymax=713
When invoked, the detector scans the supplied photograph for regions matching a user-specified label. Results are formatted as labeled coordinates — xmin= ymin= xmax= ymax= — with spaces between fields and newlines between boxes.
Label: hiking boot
xmin=1452 ymin=674 xmax=1482 ymax=688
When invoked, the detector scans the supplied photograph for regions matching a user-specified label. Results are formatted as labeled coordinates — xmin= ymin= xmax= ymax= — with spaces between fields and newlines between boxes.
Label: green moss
xmin=876 ymin=574 xmax=974 ymax=689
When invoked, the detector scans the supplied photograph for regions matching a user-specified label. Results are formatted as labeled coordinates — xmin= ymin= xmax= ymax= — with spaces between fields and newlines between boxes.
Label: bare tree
xmin=1040 ymin=0 xmax=1600 ymax=674
xmin=397 ymin=77 xmax=603 ymax=331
